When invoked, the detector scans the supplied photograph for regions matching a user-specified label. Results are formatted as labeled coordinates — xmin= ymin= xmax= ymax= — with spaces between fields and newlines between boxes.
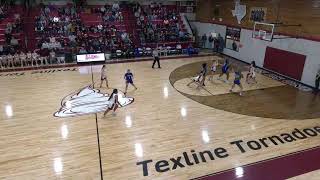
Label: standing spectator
xmin=152 ymin=48 xmax=161 ymax=69
xmin=213 ymin=36 xmax=219 ymax=53
xmin=232 ymin=41 xmax=238 ymax=51
xmin=217 ymin=34 xmax=225 ymax=53
xmin=201 ymin=33 xmax=207 ymax=48
xmin=208 ymin=34 xmax=214 ymax=49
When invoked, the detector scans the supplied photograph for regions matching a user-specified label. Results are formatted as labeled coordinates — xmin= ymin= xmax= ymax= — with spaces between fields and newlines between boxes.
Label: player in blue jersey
xmin=218 ymin=58 xmax=231 ymax=83
xmin=124 ymin=69 xmax=137 ymax=96
xmin=229 ymin=68 xmax=244 ymax=96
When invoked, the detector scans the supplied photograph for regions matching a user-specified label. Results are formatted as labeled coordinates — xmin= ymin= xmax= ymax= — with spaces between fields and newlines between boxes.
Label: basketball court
xmin=0 ymin=0 xmax=320 ymax=179
xmin=0 ymin=54 xmax=319 ymax=179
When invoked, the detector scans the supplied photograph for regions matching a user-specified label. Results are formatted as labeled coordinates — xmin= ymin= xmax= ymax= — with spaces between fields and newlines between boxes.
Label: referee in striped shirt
xmin=152 ymin=48 xmax=161 ymax=69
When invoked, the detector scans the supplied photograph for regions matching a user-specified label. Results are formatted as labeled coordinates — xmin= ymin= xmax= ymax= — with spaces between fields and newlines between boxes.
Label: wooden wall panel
xmin=196 ymin=0 xmax=320 ymax=39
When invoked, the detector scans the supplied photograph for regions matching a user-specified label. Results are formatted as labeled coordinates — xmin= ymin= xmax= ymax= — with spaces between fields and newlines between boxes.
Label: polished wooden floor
xmin=0 ymin=56 xmax=319 ymax=179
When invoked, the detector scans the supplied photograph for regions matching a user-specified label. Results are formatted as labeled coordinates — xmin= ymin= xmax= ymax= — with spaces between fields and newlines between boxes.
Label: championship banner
xmin=249 ymin=7 xmax=267 ymax=22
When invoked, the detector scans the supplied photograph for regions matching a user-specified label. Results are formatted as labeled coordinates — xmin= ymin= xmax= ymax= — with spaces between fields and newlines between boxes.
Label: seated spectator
xmin=79 ymin=47 xmax=87 ymax=54
xmin=100 ymin=6 xmax=106 ymax=15
xmin=49 ymin=50 xmax=56 ymax=64
xmin=44 ymin=6 xmax=51 ymax=15
xmin=112 ymin=3 xmax=120 ymax=11
xmin=10 ymin=37 xmax=19 ymax=47
xmin=69 ymin=34 xmax=77 ymax=46
xmin=0 ymin=6 xmax=5 ymax=20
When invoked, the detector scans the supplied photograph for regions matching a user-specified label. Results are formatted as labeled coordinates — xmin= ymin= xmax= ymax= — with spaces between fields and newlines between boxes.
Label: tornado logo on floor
xmin=54 ymin=86 xmax=134 ymax=117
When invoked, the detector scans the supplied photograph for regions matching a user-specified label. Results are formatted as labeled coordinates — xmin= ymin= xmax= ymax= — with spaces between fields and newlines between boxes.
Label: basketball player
xmin=124 ymin=69 xmax=137 ymax=96
xmin=246 ymin=61 xmax=257 ymax=84
xmin=2 ymin=55 xmax=8 ymax=68
xmin=14 ymin=52 xmax=20 ymax=67
xmin=187 ymin=63 xmax=207 ymax=89
xmin=103 ymin=89 xmax=121 ymax=117
xmin=208 ymin=59 xmax=219 ymax=81
xmin=0 ymin=55 xmax=6 ymax=69
xmin=26 ymin=51 xmax=32 ymax=66
xmin=7 ymin=53 xmax=14 ymax=68
xmin=218 ymin=58 xmax=231 ymax=83
xmin=100 ymin=65 xmax=109 ymax=88
xmin=230 ymin=68 xmax=244 ymax=96
xmin=20 ymin=52 xmax=26 ymax=67
xmin=0 ymin=55 xmax=3 ymax=69
xmin=32 ymin=51 xmax=38 ymax=66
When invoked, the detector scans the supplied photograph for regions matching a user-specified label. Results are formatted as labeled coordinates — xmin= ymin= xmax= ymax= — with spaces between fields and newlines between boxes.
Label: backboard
xmin=252 ymin=22 xmax=275 ymax=41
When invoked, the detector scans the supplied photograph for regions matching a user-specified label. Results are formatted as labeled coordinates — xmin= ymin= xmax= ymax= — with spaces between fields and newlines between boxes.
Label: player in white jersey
xmin=3 ymin=55 xmax=8 ymax=68
xmin=14 ymin=53 xmax=20 ymax=67
xmin=26 ymin=51 xmax=32 ymax=66
xmin=103 ymin=89 xmax=121 ymax=117
xmin=7 ymin=54 xmax=14 ymax=67
xmin=100 ymin=65 xmax=109 ymax=88
xmin=208 ymin=59 xmax=219 ymax=81
xmin=187 ymin=63 xmax=208 ymax=89
xmin=32 ymin=51 xmax=39 ymax=66
xmin=246 ymin=61 xmax=257 ymax=84
xmin=20 ymin=52 xmax=26 ymax=67
xmin=0 ymin=55 xmax=4 ymax=69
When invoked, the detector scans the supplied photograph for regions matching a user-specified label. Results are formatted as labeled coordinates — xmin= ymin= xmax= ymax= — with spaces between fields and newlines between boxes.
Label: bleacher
xmin=0 ymin=2 xmax=196 ymax=70
xmin=0 ymin=5 xmax=25 ymax=47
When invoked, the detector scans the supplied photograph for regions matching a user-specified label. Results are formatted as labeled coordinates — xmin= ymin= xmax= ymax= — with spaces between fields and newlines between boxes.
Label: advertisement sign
xmin=76 ymin=53 xmax=105 ymax=63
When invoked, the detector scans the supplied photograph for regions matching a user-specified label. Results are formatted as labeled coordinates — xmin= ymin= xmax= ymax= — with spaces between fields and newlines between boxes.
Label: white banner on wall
xmin=77 ymin=53 xmax=106 ymax=63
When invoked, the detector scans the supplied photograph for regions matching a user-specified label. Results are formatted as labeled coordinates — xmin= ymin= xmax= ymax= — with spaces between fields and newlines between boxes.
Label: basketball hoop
xmin=253 ymin=22 xmax=275 ymax=41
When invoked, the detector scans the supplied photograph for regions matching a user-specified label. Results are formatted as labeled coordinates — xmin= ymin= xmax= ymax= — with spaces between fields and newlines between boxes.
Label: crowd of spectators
xmin=35 ymin=4 xmax=133 ymax=55
xmin=92 ymin=3 xmax=123 ymax=22
xmin=201 ymin=33 xmax=224 ymax=53
xmin=133 ymin=3 xmax=191 ymax=44
xmin=0 ymin=2 xmax=198 ymax=69
xmin=0 ymin=4 xmax=23 ymax=58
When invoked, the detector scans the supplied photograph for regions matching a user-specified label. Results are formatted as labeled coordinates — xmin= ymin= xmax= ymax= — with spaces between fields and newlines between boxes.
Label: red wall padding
xmin=263 ymin=47 xmax=306 ymax=80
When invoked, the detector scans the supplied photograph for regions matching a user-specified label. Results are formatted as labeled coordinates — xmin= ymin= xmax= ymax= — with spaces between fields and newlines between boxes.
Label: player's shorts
xmin=193 ymin=75 xmax=203 ymax=82
xmin=234 ymin=79 xmax=241 ymax=85
xmin=101 ymin=77 xmax=107 ymax=81
xmin=126 ymin=80 xmax=133 ymax=84
xmin=222 ymin=67 xmax=229 ymax=73
xmin=108 ymin=103 xmax=115 ymax=110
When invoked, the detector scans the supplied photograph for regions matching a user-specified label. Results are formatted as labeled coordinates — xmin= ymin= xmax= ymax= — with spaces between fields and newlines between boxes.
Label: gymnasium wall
xmin=264 ymin=47 xmax=306 ymax=81
xmin=196 ymin=0 xmax=320 ymax=40
xmin=190 ymin=21 xmax=320 ymax=87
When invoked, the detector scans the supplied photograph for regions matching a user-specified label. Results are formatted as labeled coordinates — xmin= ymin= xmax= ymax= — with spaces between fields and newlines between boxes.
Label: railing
xmin=180 ymin=13 xmax=194 ymax=37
